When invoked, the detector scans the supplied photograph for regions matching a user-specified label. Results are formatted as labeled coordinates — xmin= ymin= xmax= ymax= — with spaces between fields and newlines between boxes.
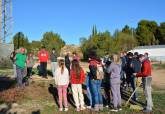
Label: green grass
xmin=152 ymin=63 xmax=165 ymax=69
xmin=20 ymin=91 xmax=165 ymax=114
xmin=0 ymin=68 xmax=13 ymax=77
xmin=1 ymin=73 xmax=165 ymax=114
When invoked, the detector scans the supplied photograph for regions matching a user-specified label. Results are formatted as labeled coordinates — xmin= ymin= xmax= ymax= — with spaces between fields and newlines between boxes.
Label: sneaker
xmin=143 ymin=109 xmax=152 ymax=113
xmin=105 ymin=105 xmax=109 ymax=108
xmin=111 ymin=108 xmax=118 ymax=112
xmin=59 ymin=108 xmax=63 ymax=111
xmin=118 ymin=106 xmax=122 ymax=111
xmin=94 ymin=104 xmax=99 ymax=111
xmin=87 ymin=106 xmax=92 ymax=109
xmin=64 ymin=108 xmax=68 ymax=112
xmin=81 ymin=106 xmax=86 ymax=110
xmin=118 ymin=108 xmax=122 ymax=111
xmin=99 ymin=104 xmax=104 ymax=111
xmin=76 ymin=108 xmax=80 ymax=112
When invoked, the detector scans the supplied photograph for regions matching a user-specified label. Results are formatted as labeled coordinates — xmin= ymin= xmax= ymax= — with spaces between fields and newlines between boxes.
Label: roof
xmin=134 ymin=45 xmax=165 ymax=49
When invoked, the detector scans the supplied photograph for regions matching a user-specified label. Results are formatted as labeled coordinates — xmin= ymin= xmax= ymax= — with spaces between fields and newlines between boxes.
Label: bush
xmin=0 ymin=57 xmax=13 ymax=69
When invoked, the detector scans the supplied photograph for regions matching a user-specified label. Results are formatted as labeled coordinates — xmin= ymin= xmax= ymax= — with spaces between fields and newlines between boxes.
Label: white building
xmin=130 ymin=45 xmax=165 ymax=62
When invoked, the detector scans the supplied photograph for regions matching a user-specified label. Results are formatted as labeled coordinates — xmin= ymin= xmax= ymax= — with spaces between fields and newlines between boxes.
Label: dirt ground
xmin=34 ymin=62 xmax=165 ymax=89
xmin=1 ymin=62 xmax=165 ymax=114
xmin=152 ymin=69 xmax=165 ymax=89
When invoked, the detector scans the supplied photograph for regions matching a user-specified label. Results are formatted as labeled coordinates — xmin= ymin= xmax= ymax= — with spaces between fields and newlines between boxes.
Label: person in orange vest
xmin=38 ymin=46 xmax=49 ymax=79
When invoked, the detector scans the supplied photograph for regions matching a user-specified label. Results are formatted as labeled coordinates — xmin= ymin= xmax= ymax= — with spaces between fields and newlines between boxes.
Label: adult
xmin=27 ymin=52 xmax=35 ymax=78
xmin=120 ymin=51 xmax=127 ymax=87
xmin=15 ymin=48 xmax=27 ymax=87
xmin=89 ymin=56 xmax=103 ymax=111
xmin=134 ymin=54 xmax=153 ymax=113
xmin=50 ymin=48 xmax=58 ymax=77
xmin=70 ymin=60 xmax=86 ymax=111
xmin=107 ymin=54 xmax=122 ymax=112
xmin=38 ymin=46 xmax=49 ymax=78
xmin=125 ymin=52 xmax=134 ymax=88
xmin=10 ymin=50 xmax=17 ymax=78
xmin=130 ymin=52 xmax=141 ymax=101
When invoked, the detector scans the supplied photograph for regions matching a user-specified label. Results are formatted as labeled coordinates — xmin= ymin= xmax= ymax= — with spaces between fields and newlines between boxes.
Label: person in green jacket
xmin=15 ymin=47 xmax=27 ymax=87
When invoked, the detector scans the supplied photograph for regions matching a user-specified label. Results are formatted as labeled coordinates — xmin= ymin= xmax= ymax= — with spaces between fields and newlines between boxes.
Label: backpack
xmin=96 ymin=64 xmax=104 ymax=80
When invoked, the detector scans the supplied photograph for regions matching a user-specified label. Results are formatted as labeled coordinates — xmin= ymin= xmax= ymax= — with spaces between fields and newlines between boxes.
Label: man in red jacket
xmin=134 ymin=54 xmax=153 ymax=113
xmin=38 ymin=46 xmax=49 ymax=78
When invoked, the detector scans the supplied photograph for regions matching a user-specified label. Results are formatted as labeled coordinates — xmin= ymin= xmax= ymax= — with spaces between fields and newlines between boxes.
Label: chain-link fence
xmin=0 ymin=43 xmax=14 ymax=68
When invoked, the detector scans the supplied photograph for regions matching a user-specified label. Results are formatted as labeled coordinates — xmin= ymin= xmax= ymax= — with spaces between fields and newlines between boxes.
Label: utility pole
xmin=0 ymin=0 xmax=13 ymax=44
xmin=0 ymin=0 xmax=2 ymax=43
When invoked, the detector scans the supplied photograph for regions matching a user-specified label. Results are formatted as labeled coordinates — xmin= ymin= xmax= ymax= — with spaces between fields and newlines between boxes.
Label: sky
xmin=13 ymin=0 xmax=165 ymax=44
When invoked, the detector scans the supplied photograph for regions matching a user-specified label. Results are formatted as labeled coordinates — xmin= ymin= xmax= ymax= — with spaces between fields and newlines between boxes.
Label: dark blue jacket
xmin=131 ymin=59 xmax=141 ymax=73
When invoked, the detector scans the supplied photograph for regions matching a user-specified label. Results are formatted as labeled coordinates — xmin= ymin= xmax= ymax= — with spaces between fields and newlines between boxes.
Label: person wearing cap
xmin=50 ymin=48 xmax=58 ymax=77
xmin=15 ymin=47 xmax=27 ymax=87
xmin=134 ymin=54 xmax=153 ymax=113
xmin=38 ymin=46 xmax=49 ymax=78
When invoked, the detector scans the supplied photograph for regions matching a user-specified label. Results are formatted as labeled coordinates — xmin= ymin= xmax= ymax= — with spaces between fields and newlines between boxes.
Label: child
xmin=54 ymin=59 xmax=69 ymax=111
xmin=70 ymin=59 xmax=86 ymax=111
xmin=27 ymin=52 xmax=34 ymax=78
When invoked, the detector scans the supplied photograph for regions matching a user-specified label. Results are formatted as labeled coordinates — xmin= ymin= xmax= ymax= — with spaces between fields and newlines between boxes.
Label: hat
xmin=144 ymin=52 xmax=149 ymax=56
xmin=57 ymin=57 xmax=65 ymax=60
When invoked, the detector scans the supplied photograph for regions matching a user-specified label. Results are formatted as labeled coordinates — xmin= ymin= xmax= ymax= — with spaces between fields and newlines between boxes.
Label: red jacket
xmin=38 ymin=50 xmax=49 ymax=62
xmin=89 ymin=59 xmax=100 ymax=67
xmin=70 ymin=68 xmax=85 ymax=84
xmin=136 ymin=59 xmax=152 ymax=77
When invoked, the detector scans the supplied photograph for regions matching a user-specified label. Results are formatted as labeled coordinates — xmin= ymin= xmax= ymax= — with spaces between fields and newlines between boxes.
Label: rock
xmin=7 ymin=108 xmax=26 ymax=114
xmin=0 ymin=103 xmax=8 ymax=110
xmin=11 ymin=103 xmax=19 ymax=108
xmin=60 ymin=45 xmax=83 ymax=58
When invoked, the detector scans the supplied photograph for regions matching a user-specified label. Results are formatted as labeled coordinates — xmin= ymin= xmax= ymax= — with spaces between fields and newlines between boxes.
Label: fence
xmin=0 ymin=43 xmax=14 ymax=68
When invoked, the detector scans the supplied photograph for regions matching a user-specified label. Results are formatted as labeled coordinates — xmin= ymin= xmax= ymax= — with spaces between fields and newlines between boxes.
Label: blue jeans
xmin=86 ymin=74 xmax=93 ymax=106
xmin=91 ymin=80 xmax=103 ymax=105
xmin=16 ymin=66 xmax=25 ymax=87
xmin=130 ymin=75 xmax=137 ymax=100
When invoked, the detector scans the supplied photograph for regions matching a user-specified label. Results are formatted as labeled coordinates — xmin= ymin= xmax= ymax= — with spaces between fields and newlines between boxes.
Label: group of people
xmin=119 ymin=51 xmax=153 ymax=112
xmin=10 ymin=46 xmax=153 ymax=113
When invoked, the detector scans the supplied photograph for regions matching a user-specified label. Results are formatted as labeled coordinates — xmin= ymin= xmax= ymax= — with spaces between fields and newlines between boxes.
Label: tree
xmin=157 ymin=22 xmax=165 ymax=44
xmin=136 ymin=20 xmax=159 ymax=45
xmin=112 ymin=32 xmax=137 ymax=52
xmin=122 ymin=25 xmax=132 ymax=34
xmin=41 ymin=31 xmax=65 ymax=54
xmin=80 ymin=26 xmax=113 ymax=59
xmin=13 ymin=32 xmax=30 ymax=50
xmin=92 ymin=25 xmax=97 ymax=36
